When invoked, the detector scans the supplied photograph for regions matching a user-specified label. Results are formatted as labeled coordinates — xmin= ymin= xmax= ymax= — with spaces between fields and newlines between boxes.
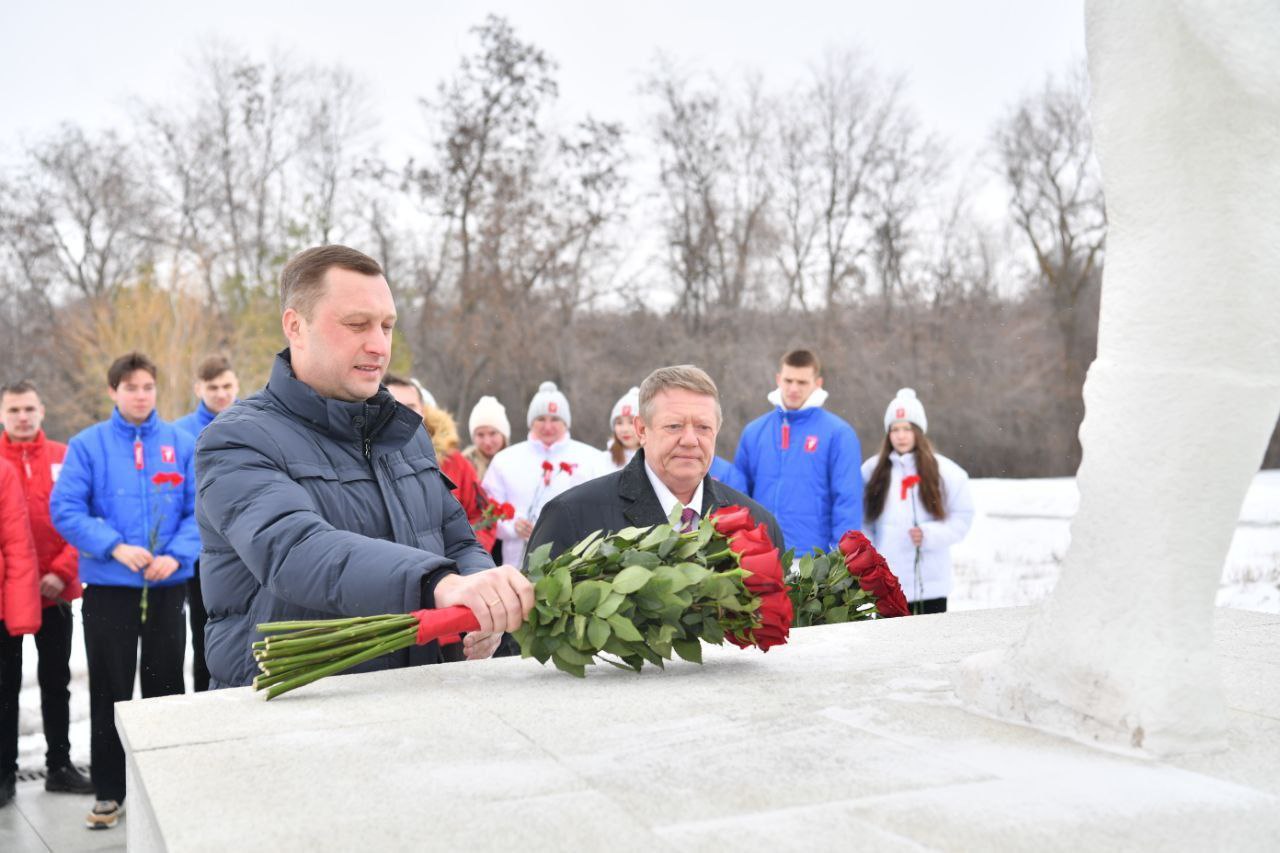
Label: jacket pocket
xmin=384 ymin=452 xmax=446 ymax=545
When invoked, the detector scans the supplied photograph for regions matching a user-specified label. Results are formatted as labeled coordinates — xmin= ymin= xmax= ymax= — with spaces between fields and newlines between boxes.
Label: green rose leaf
xmin=612 ymin=564 xmax=654 ymax=594
xmin=672 ymin=639 xmax=703 ymax=664
xmin=587 ymin=617 xmax=611 ymax=649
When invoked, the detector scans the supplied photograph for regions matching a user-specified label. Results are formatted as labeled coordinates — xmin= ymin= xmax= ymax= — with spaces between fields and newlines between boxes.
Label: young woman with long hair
xmin=861 ymin=388 xmax=974 ymax=614
xmin=602 ymin=386 xmax=641 ymax=472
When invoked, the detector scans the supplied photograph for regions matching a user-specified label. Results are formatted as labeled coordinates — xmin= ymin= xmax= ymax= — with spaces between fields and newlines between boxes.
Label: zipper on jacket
xmin=137 ymin=428 xmax=152 ymax=557
xmin=355 ymin=405 xmax=371 ymax=460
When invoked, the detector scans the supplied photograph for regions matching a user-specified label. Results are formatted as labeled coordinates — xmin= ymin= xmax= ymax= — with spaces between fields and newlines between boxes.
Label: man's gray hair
xmin=638 ymin=365 xmax=722 ymax=425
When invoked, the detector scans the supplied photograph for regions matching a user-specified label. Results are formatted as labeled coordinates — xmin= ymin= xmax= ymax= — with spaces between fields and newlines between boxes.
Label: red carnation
xmin=499 ymin=502 xmax=516 ymax=520
xmin=900 ymin=474 xmax=922 ymax=501
xmin=559 ymin=461 xmax=577 ymax=475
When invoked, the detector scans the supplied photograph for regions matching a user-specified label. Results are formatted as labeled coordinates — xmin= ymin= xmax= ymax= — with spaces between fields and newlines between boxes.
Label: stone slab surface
xmin=117 ymin=607 xmax=1280 ymax=851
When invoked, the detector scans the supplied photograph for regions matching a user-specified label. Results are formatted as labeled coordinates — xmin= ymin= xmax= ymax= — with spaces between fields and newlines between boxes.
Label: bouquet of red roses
xmin=787 ymin=530 xmax=911 ymax=626
xmin=251 ymin=506 xmax=792 ymax=698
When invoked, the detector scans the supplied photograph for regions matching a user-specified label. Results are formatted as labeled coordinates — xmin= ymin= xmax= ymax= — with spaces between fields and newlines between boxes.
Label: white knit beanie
xmin=468 ymin=395 xmax=511 ymax=442
xmin=609 ymin=386 xmax=641 ymax=431
xmin=527 ymin=381 xmax=571 ymax=428
xmin=884 ymin=387 xmax=928 ymax=433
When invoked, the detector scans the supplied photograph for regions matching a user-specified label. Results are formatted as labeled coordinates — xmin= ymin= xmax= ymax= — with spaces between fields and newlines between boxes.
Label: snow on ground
xmin=15 ymin=472 xmax=1280 ymax=771
xmin=952 ymin=470 xmax=1280 ymax=612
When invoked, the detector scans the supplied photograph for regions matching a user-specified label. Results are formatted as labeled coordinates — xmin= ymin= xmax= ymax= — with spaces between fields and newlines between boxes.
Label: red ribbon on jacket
xmin=408 ymin=606 xmax=482 ymax=647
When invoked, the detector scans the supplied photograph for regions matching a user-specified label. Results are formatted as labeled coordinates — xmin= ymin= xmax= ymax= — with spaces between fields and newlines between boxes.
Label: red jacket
xmin=439 ymin=450 xmax=496 ymax=552
xmin=0 ymin=459 xmax=41 ymax=635
xmin=1 ymin=431 xmax=81 ymax=606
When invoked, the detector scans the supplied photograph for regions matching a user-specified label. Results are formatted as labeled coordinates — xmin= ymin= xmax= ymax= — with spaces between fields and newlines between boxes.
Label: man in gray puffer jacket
xmin=197 ymin=246 xmax=532 ymax=688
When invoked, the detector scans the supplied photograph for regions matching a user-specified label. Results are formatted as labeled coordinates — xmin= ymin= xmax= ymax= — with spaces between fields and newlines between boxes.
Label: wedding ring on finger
xmin=486 ymin=599 xmax=502 ymax=607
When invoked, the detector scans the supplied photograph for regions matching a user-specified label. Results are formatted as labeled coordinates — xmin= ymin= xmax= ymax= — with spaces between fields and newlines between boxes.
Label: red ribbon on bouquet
xmin=408 ymin=606 xmax=481 ymax=647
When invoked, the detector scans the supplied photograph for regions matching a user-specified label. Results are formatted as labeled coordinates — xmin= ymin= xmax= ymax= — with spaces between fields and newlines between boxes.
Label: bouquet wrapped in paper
xmin=252 ymin=505 xmax=792 ymax=698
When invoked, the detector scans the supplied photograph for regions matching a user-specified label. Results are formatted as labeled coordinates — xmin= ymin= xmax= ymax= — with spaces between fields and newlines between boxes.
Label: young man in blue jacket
xmin=174 ymin=354 xmax=240 ymax=693
xmin=733 ymin=350 xmax=863 ymax=558
xmin=51 ymin=352 xmax=199 ymax=831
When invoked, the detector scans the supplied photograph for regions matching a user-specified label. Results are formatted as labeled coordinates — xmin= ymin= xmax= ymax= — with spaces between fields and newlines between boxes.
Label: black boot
xmin=45 ymin=764 xmax=94 ymax=794
xmin=0 ymin=774 xmax=14 ymax=807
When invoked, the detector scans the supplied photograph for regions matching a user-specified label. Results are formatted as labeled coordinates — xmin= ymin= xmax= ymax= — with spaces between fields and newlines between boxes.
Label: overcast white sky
xmin=1 ymin=1 xmax=1085 ymax=159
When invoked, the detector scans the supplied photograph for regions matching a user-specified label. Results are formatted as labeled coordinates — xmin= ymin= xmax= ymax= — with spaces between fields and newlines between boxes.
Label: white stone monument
xmin=955 ymin=0 xmax=1280 ymax=755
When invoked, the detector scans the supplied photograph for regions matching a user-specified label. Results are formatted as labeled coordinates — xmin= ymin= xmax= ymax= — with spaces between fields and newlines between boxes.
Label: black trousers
xmin=188 ymin=565 xmax=210 ymax=692
xmin=82 ymin=584 xmax=186 ymax=802
xmin=917 ymin=597 xmax=948 ymax=614
xmin=0 ymin=604 xmax=75 ymax=776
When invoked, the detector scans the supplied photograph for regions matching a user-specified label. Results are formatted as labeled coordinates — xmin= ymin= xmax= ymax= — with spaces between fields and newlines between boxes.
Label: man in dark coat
xmin=528 ymin=365 xmax=784 ymax=561
xmin=197 ymin=245 xmax=532 ymax=688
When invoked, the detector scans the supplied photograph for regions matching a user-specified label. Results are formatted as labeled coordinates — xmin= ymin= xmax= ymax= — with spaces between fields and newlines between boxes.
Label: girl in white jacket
xmin=602 ymin=386 xmax=641 ymax=472
xmin=860 ymin=388 xmax=974 ymax=613
xmin=482 ymin=382 xmax=607 ymax=570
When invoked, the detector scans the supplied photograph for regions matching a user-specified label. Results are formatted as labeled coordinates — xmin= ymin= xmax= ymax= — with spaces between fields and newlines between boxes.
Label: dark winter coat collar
xmin=618 ymin=449 xmax=732 ymax=527
xmin=264 ymin=349 xmax=421 ymax=451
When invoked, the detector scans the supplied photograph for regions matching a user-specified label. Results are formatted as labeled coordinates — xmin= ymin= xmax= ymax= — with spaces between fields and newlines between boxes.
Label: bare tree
xmin=995 ymin=65 xmax=1106 ymax=466
xmin=404 ymin=15 xmax=627 ymax=411
xmin=0 ymin=125 xmax=154 ymax=307
xmin=645 ymin=63 xmax=775 ymax=329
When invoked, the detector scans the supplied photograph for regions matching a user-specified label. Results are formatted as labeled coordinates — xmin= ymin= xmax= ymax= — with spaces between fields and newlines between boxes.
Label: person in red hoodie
xmin=0 ymin=395 xmax=43 ymax=807
xmin=0 ymin=381 xmax=93 ymax=801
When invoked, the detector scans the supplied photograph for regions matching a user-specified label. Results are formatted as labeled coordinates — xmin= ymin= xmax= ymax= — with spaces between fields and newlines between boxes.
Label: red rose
xmin=739 ymin=550 xmax=784 ymax=594
xmin=838 ymin=530 xmax=880 ymax=575
xmin=858 ymin=560 xmax=911 ymax=618
xmin=729 ymin=523 xmax=774 ymax=558
xmin=710 ymin=505 xmax=754 ymax=536
xmin=753 ymin=591 xmax=793 ymax=650
xmin=499 ymin=502 xmax=516 ymax=520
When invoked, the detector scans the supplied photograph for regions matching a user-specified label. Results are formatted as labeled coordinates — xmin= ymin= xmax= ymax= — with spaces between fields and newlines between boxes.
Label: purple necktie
xmin=679 ymin=506 xmax=698 ymax=533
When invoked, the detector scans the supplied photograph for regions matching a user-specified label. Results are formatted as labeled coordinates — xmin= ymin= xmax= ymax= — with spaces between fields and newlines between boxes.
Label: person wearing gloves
xmin=482 ymin=381 xmax=607 ymax=570
xmin=734 ymin=349 xmax=863 ymax=556
xmin=861 ymin=388 xmax=974 ymax=614
xmin=0 ymin=454 xmax=41 ymax=808
xmin=602 ymin=386 xmax=641 ymax=472
xmin=463 ymin=395 xmax=510 ymax=484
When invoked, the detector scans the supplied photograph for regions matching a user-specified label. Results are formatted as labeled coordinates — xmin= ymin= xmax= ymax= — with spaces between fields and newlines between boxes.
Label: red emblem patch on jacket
xmin=804 ymin=435 xmax=819 ymax=453
xmin=161 ymin=445 xmax=176 ymax=464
